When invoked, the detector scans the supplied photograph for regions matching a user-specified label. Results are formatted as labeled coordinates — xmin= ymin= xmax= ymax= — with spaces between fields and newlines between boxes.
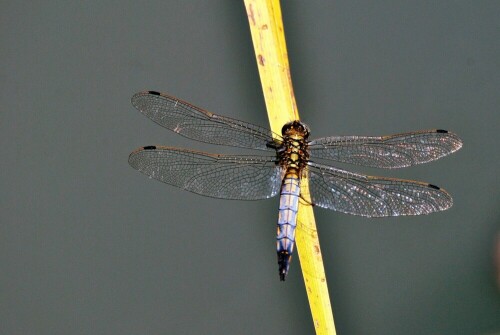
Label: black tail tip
xmin=277 ymin=251 xmax=291 ymax=281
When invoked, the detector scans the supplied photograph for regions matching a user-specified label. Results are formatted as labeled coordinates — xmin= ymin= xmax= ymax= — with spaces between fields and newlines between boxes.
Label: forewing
xmin=131 ymin=91 xmax=279 ymax=150
xmin=307 ymin=162 xmax=453 ymax=217
xmin=308 ymin=129 xmax=462 ymax=168
xmin=129 ymin=146 xmax=282 ymax=200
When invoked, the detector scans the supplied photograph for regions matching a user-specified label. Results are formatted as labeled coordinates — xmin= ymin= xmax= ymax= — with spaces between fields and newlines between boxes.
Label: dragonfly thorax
xmin=278 ymin=121 xmax=310 ymax=171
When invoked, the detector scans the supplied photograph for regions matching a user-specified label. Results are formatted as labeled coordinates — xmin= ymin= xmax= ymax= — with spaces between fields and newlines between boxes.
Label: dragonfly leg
xmin=299 ymin=194 xmax=314 ymax=206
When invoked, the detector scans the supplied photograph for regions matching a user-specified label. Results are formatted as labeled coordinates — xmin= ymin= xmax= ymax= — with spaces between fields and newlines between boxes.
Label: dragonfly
xmin=128 ymin=91 xmax=463 ymax=281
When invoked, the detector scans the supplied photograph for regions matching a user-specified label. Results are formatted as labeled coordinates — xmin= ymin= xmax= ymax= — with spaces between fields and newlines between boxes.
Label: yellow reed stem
xmin=244 ymin=1 xmax=336 ymax=334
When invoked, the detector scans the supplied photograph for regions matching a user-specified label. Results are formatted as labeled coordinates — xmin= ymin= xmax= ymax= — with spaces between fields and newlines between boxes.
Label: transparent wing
xmin=131 ymin=91 xmax=280 ymax=150
xmin=129 ymin=146 xmax=283 ymax=200
xmin=308 ymin=129 xmax=462 ymax=168
xmin=307 ymin=162 xmax=453 ymax=217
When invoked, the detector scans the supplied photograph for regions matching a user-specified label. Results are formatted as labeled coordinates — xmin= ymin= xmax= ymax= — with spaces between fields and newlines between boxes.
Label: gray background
xmin=2 ymin=1 xmax=499 ymax=334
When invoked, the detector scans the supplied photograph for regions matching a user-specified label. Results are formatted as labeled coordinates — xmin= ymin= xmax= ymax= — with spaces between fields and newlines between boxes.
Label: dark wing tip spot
xmin=143 ymin=145 xmax=156 ymax=150
xmin=428 ymin=184 xmax=440 ymax=190
xmin=436 ymin=129 xmax=448 ymax=133
xmin=148 ymin=91 xmax=161 ymax=96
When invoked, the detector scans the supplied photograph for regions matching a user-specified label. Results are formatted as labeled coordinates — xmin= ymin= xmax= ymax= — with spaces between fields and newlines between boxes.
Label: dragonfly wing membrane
xmin=308 ymin=129 xmax=462 ymax=168
xmin=132 ymin=91 xmax=279 ymax=150
xmin=129 ymin=146 xmax=282 ymax=200
xmin=306 ymin=162 xmax=453 ymax=217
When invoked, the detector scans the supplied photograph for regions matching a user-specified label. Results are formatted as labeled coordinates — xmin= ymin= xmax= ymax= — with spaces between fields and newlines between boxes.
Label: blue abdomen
xmin=277 ymin=174 xmax=300 ymax=281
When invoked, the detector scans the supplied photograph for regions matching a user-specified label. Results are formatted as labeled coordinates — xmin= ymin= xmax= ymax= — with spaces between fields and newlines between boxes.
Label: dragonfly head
xmin=281 ymin=121 xmax=310 ymax=139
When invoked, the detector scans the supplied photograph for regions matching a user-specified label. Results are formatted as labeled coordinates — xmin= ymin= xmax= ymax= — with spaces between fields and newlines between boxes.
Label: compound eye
xmin=281 ymin=121 xmax=294 ymax=136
